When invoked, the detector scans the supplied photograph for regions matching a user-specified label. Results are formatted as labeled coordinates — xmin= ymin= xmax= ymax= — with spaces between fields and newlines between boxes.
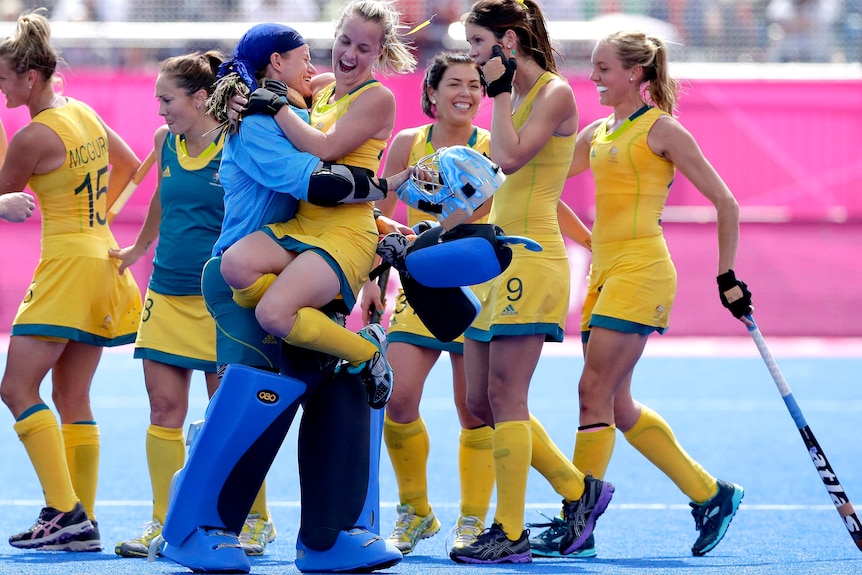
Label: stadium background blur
xmin=1 ymin=0 xmax=860 ymax=67
xmin=1 ymin=0 xmax=861 ymax=338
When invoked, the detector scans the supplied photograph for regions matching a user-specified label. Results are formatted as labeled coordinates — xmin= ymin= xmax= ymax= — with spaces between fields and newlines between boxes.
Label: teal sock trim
xmin=17 ymin=403 xmax=50 ymax=422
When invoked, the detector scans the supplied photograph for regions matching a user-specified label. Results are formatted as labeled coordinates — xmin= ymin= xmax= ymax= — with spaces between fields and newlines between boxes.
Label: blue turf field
xmin=1 ymin=338 xmax=861 ymax=575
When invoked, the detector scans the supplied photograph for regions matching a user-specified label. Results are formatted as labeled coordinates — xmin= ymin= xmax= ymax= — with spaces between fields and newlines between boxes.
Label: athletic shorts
xmin=580 ymin=235 xmax=676 ymax=335
xmin=264 ymin=202 xmax=377 ymax=311
xmin=134 ymin=288 xmax=217 ymax=372
xmin=11 ymin=233 xmax=141 ymax=346
xmin=201 ymin=257 xmax=281 ymax=370
xmin=465 ymin=241 xmax=568 ymax=343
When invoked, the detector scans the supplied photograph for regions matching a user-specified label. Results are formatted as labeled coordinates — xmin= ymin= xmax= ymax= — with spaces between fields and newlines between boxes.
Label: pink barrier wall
xmin=2 ymin=70 xmax=861 ymax=336
xmin=4 ymin=70 xmax=860 ymax=221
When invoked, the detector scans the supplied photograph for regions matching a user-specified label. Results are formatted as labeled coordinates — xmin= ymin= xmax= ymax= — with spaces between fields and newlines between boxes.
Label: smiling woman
xmin=556 ymin=29 xmax=751 ymax=560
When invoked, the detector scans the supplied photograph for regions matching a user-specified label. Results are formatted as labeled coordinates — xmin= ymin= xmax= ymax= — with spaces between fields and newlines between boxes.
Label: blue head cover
xmin=217 ymin=22 xmax=306 ymax=91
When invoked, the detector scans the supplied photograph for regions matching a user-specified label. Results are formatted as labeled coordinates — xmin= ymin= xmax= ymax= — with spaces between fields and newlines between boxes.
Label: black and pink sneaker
xmin=9 ymin=501 xmax=94 ymax=549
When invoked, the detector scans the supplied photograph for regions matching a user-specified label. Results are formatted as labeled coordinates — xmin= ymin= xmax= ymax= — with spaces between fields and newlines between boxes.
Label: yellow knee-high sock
xmin=14 ymin=407 xmax=79 ymax=513
xmin=231 ymin=273 xmax=277 ymax=309
xmin=383 ymin=414 xmax=431 ymax=516
xmin=146 ymin=425 xmax=185 ymax=524
xmin=285 ymin=307 xmax=376 ymax=365
xmin=530 ymin=414 xmax=585 ymax=501
xmin=624 ymin=406 xmax=717 ymax=503
xmin=62 ymin=422 xmax=100 ymax=521
xmin=492 ymin=420 xmax=531 ymax=539
xmin=458 ymin=425 xmax=494 ymax=520
xmin=249 ymin=481 xmax=271 ymax=522
xmin=572 ymin=424 xmax=617 ymax=479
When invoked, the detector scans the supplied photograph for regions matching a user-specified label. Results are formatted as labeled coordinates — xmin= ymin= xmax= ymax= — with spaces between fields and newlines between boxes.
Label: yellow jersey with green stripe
xmin=466 ymin=72 xmax=575 ymax=342
xmin=590 ymin=106 xmax=674 ymax=245
xmin=580 ymin=106 xmax=677 ymax=334
xmin=28 ymin=98 xmax=114 ymax=239
xmin=12 ymin=97 xmax=141 ymax=345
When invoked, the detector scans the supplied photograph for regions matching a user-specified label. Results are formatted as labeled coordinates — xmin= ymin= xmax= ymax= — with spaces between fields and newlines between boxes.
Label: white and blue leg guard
xmin=395 ymin=146 xmax=505 ymax=229
xmin=294 ymin=369 xmax=401 ymax=573
xmin=160 ymin=364 xmax=306 ymax=574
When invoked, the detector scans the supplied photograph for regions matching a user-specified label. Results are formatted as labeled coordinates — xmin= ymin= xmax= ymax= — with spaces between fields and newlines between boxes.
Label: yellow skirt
xmin=12 ymin=233 xmax=141 ymax=346
xmin=134 ymin=288 xmax=217 ymax=372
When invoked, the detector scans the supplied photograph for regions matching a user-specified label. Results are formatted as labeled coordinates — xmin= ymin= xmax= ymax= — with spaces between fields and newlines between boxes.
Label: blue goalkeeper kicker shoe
xmin=159 ymin=527 xmax=249 ymax=573
xmin=690 ymin=479 xmax=744 ymax=556
xmin=295 ymin=528 xmax=402 ymax=573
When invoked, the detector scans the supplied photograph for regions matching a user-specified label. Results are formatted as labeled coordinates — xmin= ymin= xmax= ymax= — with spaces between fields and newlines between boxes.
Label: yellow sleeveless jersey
xmin=28 ymin=98 xmax=114 ymax=240
xmin=488 ymin=71 xmax=574 ymax=249
xmin=589 ymin=106 xmax=675 ymax=245
xmin=13 ymin=98 xmax=141 ymax=344
xmin=467 ymin=72 xmax=574 ymax=341
xmin=265 ymin=80 xmax=387 ymax=307
xmin=311 ymin=80 xmax=387 ymax=170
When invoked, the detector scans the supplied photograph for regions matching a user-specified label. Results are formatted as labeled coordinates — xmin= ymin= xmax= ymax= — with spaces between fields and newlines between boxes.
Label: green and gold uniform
xmin=134 ymin=131 xmax=226 ymax=371
xmin=265 ymin=81 xmax=384 ymax=311
xmin=12 ymin=98 xmax=141 ymax=345
xmin=466 ymin=72 xmax=574 ymax=343
xmin=580 ymin=106 xmax=676 ymax=335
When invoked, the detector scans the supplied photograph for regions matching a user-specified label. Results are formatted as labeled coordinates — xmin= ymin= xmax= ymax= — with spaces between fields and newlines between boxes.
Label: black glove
xmin=244 ymin=83 xmax=287 ymax=117
xmin=717 ymin=270 xmax=753 ymax=319
xmin=483 ymin=45 xmax=516 ymax=98
xmin=260 ymin=78 xmax=288 ymax=98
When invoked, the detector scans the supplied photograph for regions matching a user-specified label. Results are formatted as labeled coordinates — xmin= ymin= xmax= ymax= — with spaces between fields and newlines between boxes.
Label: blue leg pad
xmin=161 ymin=527 xmax=249 ymax=574
xmin=163 ymin=364 xmax=305 ymax=548
xmin=295 ymin=528 xmax=402 ymax=573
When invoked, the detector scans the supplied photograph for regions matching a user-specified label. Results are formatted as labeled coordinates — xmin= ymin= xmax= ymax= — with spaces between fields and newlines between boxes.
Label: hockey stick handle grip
xmin=107 ymin=149 xmax=156 ymax=223
xmin=746 ymin=315 xmax=803 ymax=426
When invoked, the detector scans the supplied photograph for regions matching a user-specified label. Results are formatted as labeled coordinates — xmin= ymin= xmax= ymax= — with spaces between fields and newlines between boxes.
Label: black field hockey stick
xmin=745 ymin=314 xmax=862 ymax=551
